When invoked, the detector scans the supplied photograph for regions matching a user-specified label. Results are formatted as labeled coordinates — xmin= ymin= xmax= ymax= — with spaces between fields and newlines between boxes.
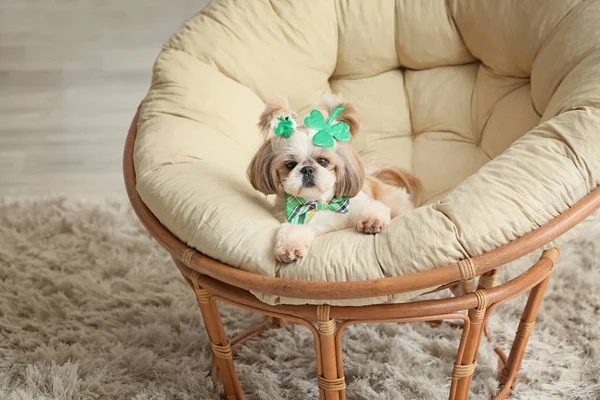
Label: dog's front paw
xmin=274 ymin=224 xmax=315 ymax=263
xmin=356 ymin=214 xmax=390 ymax=234
xmin=274 ymin=241 xmax=310 ymax=263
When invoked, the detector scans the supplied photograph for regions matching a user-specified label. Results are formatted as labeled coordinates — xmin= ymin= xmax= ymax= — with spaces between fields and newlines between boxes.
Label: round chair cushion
xmin=134 ymin=0 xmax=600 ymax=306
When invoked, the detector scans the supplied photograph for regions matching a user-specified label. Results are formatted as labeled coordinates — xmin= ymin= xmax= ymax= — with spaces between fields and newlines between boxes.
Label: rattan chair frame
xmin=124 ymin=109 xmax=600 ymax=400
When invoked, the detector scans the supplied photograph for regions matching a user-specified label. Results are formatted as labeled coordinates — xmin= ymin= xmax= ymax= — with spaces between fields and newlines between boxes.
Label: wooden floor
xmin=0 ymin=0 xmax=212 ymax=196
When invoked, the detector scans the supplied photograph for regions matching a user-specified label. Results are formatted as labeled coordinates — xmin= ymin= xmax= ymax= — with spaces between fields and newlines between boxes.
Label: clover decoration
xmin=274 ymin=116 xmax=297 ymax=138
xmin=303 ymin=106 xmax=352 ymax=149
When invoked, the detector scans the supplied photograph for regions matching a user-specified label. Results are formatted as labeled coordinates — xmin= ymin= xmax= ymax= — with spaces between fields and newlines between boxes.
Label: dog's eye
xmin=285 ymin=161 xmax=298 ymax=170
xmin=317 ymin=158 xmax=329 ymax=167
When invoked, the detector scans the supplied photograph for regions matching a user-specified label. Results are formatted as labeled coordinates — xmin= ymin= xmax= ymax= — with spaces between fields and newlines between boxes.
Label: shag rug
xmin=1 ymin=197 xmax=599 ymax=400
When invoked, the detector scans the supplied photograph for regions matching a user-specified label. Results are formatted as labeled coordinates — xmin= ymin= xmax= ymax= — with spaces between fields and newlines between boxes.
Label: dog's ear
xmin=247 ymin=138 xmax=280 ymax=195
xmin=334 ymin=143 xmax=364 ymax=198
xmin=257 ymin=97 xmax=296 ymax=137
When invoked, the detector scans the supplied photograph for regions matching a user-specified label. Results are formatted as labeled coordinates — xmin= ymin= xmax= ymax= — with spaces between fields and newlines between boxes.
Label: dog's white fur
xmin=272 ymin=192 xmax=393 ymax=262
xmin=248 ymin=95 xmax=420 ymax=263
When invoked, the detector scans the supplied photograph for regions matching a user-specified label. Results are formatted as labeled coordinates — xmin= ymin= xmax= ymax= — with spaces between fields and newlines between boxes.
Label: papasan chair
xmin=124 ymin=1 xmax=600 ymax=399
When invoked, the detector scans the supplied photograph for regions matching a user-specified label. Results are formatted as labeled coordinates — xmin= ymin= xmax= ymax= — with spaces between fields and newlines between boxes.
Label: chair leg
xmin=193 ymin=285 xmax=245 ymax=400
xmin=317 ymin=305 xmax=345 ymax=400
xmin=476 ymin=269 xmax=509 ymax=371
xmin=450 ymin=291 xmax=490 ymax=400
xmin=495 ymin=273 xmax=552 ymax=399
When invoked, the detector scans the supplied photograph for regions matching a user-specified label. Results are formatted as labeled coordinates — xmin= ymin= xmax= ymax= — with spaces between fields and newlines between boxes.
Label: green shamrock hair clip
xmin=304 ymin=106 xmax=351 ymax=149
xmin=274 ymin=116 xmax=296 ymax=138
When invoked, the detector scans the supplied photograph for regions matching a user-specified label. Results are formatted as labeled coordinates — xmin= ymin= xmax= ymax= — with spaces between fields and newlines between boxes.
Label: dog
xmin=247 ymin=95 xmax=422 ymax=263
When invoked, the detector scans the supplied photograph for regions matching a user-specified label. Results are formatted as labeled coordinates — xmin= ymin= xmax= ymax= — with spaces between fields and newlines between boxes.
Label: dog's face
xmin=248 ymin=98 xmax=364 ymax=201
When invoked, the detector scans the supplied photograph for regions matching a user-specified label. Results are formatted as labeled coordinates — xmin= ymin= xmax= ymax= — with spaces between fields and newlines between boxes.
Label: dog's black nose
xmin=300 ymin=166 xmax=314 ymax=176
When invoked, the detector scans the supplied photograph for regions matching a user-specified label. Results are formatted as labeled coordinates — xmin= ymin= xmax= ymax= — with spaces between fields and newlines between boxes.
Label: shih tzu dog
xmin=248 ymin=95 xmax=422 ymax=263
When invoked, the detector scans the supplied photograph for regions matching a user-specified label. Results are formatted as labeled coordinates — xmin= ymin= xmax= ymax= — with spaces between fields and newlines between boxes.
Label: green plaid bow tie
xmin=285 ymin=194 xmax=350 ymax=224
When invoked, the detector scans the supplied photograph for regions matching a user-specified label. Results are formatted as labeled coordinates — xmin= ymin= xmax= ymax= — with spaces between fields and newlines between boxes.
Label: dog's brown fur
xmin=363 ymin=167 xmax=422 ymax=218
xmin=257 ymin=97 xmax=296 ymax=138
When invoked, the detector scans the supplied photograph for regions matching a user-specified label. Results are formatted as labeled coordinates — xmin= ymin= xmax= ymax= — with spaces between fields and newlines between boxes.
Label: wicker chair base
xmin=174 ymin=250 xmax=557 ymax=400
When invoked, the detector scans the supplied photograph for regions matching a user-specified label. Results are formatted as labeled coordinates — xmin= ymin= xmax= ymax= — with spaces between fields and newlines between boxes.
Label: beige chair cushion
xmin=134 ymin=0 xmax=600 ymax=306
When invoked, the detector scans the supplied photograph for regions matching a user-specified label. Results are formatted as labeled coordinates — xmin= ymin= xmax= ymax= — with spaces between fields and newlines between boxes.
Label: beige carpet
xmin=1 ymin=197 xmax=599 ymax=400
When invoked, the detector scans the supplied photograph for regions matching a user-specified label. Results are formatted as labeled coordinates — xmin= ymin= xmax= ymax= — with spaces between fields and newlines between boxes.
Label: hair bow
xmin=274 ymin=116 xmax=296 ymax=138
xmin=304 ymin=106 xmax=351 ymax=149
